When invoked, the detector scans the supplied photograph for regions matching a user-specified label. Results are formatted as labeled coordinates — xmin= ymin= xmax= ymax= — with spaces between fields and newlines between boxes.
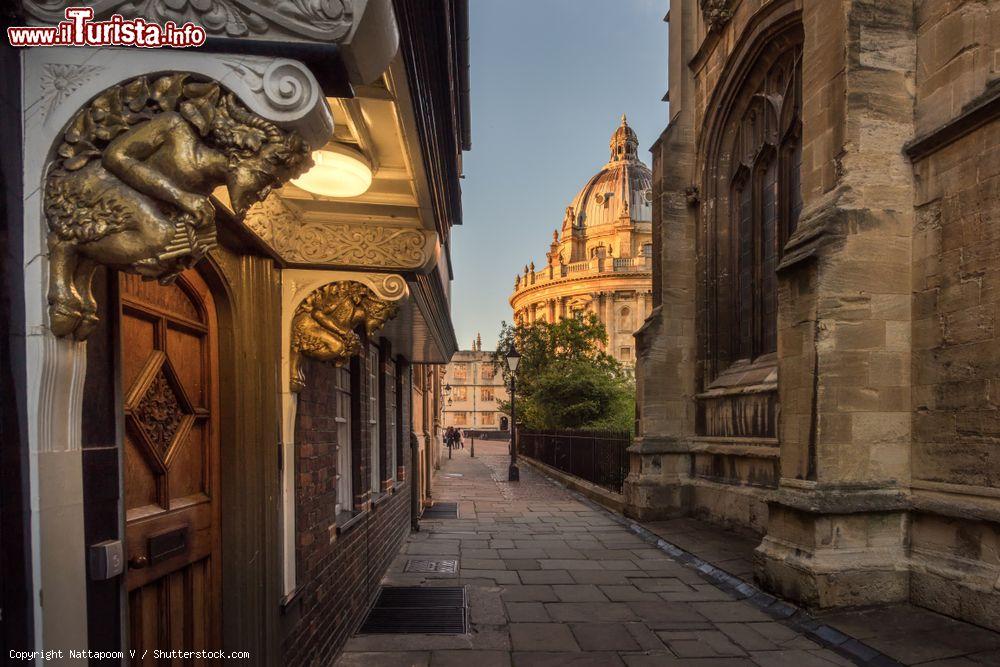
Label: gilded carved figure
xmin=44 ymin=73 xmax=313 ymax=339
xmin=290 ymin=281 xmax=399 ymax=392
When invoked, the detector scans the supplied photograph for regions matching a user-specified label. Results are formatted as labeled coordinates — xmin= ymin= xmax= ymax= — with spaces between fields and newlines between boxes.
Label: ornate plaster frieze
xmin=44 ymin=72 xmax=314 ymax=339
xmin=25 ymin=0 xmax=353 ymax=42
xmin=289 ymin=280 xmax=399 ymax=391
xmin=700 ymin=0 xmax=734 ymax=32
xmin=243 ymin=194 xmax=437 ymax=271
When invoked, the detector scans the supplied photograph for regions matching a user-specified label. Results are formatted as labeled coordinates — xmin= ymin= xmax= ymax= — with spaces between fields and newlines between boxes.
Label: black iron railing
xmin=517 ymin=429 xmax=631 ymax=494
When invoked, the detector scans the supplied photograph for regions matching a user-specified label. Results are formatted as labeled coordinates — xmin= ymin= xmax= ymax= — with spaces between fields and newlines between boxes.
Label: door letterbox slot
xmin=148 ymin=526 xmax=188 ymax=565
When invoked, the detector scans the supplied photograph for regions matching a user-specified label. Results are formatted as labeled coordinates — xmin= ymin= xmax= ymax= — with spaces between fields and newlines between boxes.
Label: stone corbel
xmin=289 ymin=279 xmax=402 ymax=393
xmin=280 ymin=269 xmax=407 ymax=400
xmin=700 ymin=0 xmax=735 ymax=32
xmin=35 ymin=49 xmax=333 ymax=340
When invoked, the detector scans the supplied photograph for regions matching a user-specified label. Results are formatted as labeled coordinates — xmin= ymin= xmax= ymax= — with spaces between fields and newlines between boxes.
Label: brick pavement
xmin=336 ymin=440 xmax=859 ymax=666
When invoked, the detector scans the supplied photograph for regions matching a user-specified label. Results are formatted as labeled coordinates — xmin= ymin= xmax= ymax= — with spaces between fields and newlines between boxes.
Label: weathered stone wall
xmin=630 ymin=0 xmax=790 ymax=524
xmin=908 ymin=0 xmax=1000 ymax=630
xmin=635 ymin=0 xmax=1000 ymax=629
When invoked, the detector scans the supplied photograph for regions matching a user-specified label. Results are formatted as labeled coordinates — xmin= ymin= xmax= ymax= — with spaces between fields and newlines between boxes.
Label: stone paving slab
xmin=336 ymin=442 xmax=884 ymax=666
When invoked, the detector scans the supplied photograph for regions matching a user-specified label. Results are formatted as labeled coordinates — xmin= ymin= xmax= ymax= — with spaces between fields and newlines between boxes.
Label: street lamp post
xmin=504 ymin=343 xmax=521 ymax=481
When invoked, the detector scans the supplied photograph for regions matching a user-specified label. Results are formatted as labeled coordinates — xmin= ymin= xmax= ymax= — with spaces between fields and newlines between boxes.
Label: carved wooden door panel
xmin=118 ymin=269 xmax=221 ymax=662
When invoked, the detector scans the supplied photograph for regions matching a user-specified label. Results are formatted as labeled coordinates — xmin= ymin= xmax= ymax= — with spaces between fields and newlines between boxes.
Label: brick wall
xmin=283 ymin=353 xmax=413 ymax=665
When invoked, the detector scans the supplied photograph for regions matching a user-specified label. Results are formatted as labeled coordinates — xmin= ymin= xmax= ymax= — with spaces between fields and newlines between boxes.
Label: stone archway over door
xmin=118 ymin=269 xmax=221 ymax=656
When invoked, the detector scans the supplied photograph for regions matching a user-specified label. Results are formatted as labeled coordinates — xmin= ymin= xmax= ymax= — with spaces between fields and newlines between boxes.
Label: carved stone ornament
xmin=685 ymin=184 xmax=701 ymax=207
xmin=39 ymin=63 xmax=104 ymax=121
xmin=700 ymin=0 xmax=734 ymax=32
xmin=44 ymin=73 xmax=313 ymax=339
xmin=25 ymin=0 xmax=354 ymax=42
xmin=290 ymin=281 xmax=399 ymax=392
xmin=244 ymin=195 xmax=432 ymax=269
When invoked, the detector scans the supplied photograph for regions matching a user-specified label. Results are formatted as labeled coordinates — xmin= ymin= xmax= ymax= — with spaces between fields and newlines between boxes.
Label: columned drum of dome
xmin=510 ymin=115 xmax=654 ymax=367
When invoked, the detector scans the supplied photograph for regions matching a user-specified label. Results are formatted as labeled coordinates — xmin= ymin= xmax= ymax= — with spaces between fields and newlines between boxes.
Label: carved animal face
xmin=228 ymin=138 xmax=312 ymax=215
xmin=362 ymin=297 xmax=399 ymax=335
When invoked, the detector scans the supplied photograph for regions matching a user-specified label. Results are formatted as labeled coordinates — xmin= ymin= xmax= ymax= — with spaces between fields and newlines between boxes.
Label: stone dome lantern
xmin=510 ymin=115 xmax=654 ymax=366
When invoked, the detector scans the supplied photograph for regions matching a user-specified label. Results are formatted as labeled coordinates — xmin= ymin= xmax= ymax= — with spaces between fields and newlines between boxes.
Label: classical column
xmin=754 ymin=0 xmax=916 ymax=608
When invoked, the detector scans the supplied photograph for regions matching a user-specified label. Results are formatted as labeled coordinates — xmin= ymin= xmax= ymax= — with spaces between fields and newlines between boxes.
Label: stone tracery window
xmin=712 ymin=41 xmax=802 ymax=375
xmin=697 ymin=27 xmax=802 ymax=441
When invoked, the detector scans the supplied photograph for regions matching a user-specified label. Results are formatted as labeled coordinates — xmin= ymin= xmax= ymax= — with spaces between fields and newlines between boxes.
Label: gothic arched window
xmin=709 ymin=41 xmax=802 ymax=376
xmin=726 ymin=50 xmax=801 ymax=363
xmin=696 ymin=26 xmax=802 ymax=441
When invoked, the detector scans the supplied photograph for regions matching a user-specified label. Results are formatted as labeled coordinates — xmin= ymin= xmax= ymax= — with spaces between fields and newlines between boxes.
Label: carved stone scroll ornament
xmin=24 ymin=0 xmax=354 ymax=42
xmin=700 ymin=0 xmax=734 ymax=32
xmin=290 ymin=281 xmax=399 ymax=392
xmin=44 ymin=73 xmax=313 ymax=340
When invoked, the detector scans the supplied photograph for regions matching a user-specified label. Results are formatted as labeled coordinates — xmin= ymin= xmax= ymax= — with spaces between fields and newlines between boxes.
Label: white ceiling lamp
xmin=292 ymin=143 xmax=373 ymax=198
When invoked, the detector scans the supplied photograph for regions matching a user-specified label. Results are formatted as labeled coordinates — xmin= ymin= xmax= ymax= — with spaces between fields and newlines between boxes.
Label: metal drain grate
xmin=360 ymin=586 xmax=467 ymax=634
xmin=405 ymin=559 xmax=458 ymax=574
xmin=422 ymin=502 xmax=459 ymax=519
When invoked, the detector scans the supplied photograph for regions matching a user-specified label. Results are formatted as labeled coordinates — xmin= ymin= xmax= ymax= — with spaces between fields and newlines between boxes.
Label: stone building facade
xmin=510 ymin=117 xmax=654 ymax=366
xmin=441 ymin=336 xmax=510 ymax=431
xmin=631 ymin=0 xmax=1000 ymax=631
xmin=0 ymin=1 xmax=468 ymax=662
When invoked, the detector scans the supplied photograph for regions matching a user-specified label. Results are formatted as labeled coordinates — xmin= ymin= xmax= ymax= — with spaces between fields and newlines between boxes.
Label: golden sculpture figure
xmin=44 ymin=73 xmax=313 ymax=340
xmin=290 ymin=281 xmax=400 ymax=392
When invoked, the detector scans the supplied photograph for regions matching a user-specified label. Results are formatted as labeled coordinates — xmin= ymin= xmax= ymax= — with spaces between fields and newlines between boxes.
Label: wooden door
xmin=118 ymin=269 xmax=221 ymax=662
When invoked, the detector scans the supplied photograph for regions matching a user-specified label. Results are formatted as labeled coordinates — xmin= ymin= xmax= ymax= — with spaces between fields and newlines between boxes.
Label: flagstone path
xmin=335 ymin=440 xmax=863 ymax=666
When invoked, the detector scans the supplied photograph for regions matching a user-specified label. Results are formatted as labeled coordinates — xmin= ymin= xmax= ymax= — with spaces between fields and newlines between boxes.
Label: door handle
xmin=128 ymin=554 xmax=149 ymax=569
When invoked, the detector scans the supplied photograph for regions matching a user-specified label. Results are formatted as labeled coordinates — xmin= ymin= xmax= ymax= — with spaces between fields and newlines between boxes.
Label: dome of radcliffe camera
xmin=566 ymin=114 xmax=653 ymax=230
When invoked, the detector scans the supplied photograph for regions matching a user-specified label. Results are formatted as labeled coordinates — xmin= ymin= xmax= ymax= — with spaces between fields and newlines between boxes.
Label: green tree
xmin=492 ymin=315 xmax=634 ymax=431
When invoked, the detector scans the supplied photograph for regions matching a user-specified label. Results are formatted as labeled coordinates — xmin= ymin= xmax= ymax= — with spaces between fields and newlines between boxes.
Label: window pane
xmin=761 ymin=158 xmax=778 ymax=355
xmin=335 ymin=366 xmax=352 ymax=515
xmin=386 ymin=359 xmax=397 ymax=482
xmin=737 ymin=184 xmax=753 ymax=359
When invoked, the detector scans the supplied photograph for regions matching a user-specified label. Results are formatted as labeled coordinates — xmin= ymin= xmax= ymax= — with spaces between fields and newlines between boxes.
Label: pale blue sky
xmin=452 ymin=0 xmax=669 ymax=351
